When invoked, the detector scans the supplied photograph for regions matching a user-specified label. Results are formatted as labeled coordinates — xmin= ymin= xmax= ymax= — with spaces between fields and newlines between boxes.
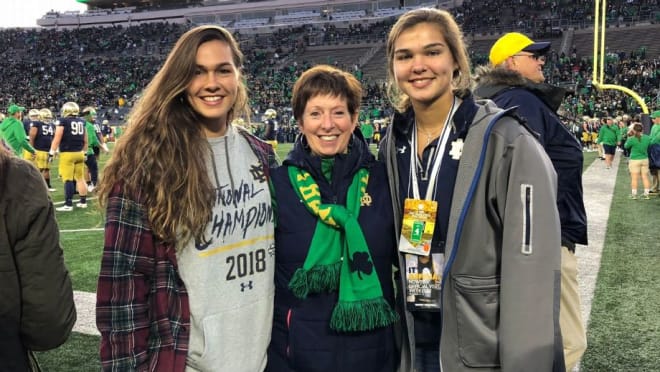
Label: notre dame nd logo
xmin=360 ymin=192 xmax=372 ymax=207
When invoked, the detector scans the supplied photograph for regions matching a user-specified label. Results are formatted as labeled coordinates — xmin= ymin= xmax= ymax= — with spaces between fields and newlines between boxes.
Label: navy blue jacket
xmin=377 ymin=96 xmax=476 ymax=346
xmin=474 ymin=68 xmax=588 ymax=246
xmin=267 ymin=133 xmax=398 ymax=372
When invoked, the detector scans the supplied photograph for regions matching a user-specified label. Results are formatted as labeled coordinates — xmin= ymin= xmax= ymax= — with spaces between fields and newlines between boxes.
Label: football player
xmin=29 ymin=108 xmax=56 ymax=191
xmin=23 ymin=109 xmax=41 ymax=161
xmin=49 ymin=102 xmax=88 ymax=211
xmin=263 ymin=108 xmax=278 ymax=150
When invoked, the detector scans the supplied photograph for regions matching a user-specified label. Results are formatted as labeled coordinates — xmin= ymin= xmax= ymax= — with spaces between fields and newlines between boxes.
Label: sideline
xmin=69 ymin=154 xmax=622 ymax=340
xmin=576 ymin=153 xmax=620 ymax=324
xmin=574 ymin=153 xmax=620 ymax=371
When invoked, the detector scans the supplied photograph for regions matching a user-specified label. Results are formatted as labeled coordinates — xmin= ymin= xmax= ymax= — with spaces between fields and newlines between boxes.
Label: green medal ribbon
xmin=287 ymin=165 xmax=398 ymax=332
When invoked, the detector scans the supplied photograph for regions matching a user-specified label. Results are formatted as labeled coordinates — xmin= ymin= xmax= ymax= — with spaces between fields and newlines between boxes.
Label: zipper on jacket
xmin=438 ymin=108 xmax=513 ymax=372
xmin=286 ymin=308 xmax=292 ymax=358
xmin=521 ymin=184 xmax=533 ymax=255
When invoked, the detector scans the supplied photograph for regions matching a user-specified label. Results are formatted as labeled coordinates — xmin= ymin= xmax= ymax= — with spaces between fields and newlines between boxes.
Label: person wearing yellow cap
xmin=474 ymin=32 xmax=588 ymax=371
xmin=0 ymin=104 xmax=36 ymax=157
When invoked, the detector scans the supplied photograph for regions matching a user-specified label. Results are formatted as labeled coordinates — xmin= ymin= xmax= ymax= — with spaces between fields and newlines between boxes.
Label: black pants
xmin=85 ymin=154 xmax=98 ymax=185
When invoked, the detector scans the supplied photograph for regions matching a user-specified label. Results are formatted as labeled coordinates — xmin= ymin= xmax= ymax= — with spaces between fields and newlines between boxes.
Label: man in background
xmin=474 ymin=32 xmax=588 ymax=371
xmin=0 ymin=104 xmax=35 ymax=158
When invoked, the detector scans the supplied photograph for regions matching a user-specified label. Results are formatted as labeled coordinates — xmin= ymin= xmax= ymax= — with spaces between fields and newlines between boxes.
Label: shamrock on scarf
xmin=348 ymin=252 xmax=374 ymax=280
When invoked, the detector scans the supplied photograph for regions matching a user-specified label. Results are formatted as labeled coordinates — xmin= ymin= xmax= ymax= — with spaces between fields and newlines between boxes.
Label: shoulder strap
xmin=473 ymin=99 xmax=537 ymax=139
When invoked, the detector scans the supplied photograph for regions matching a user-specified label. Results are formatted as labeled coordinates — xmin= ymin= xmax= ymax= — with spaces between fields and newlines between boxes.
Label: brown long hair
xmin=385 ymin=8 xmax=472 ymax=113
xmin=96 ymin=25 xmax=250 ymax=248
xmin=631 ymin=123 xmax=643 ymax=139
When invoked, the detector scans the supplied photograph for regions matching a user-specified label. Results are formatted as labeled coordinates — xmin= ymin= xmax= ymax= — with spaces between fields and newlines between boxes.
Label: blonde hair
xmin=385 ymin=8 xmax=471 ymax=112
xmin=97 ymin=25 xmax=250 ymax=248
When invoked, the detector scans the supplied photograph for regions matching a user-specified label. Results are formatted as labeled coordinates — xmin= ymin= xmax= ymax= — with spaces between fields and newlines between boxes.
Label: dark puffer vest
xmin=267 ymin=133 xmax=398 ymax=372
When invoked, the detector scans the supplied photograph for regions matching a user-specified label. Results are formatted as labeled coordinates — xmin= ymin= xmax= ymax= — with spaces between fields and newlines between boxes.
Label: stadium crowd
xmin=0 ymin=2 xmax=658 ymax=134
xmin=1 ymin=3 xmax=659 ymax=371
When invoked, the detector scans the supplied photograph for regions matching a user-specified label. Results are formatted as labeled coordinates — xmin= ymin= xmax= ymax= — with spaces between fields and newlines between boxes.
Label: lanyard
xmin=410 ymin=97 xmax=457 ymax=201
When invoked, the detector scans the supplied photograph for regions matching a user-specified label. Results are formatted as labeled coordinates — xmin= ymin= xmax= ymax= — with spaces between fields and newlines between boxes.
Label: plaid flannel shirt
xmin=96 ymin=128 xmax=275 ymax=371
xmin=96 ymin=184 xmax=190 ymax=372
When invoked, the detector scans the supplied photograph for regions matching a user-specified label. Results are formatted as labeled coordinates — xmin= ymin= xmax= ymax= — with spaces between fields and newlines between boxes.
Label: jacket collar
xmin=391 ymin=93 xmax=479 ymax=140
xmin=473 ymin=65 xmax=566 ymax=111
xmin=283 ymin=128 xmax=374 ymax=185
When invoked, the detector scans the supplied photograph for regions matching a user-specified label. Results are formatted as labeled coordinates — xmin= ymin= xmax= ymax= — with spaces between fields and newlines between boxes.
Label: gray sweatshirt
xmin=178 ymin=126 xmax=275 ymax=372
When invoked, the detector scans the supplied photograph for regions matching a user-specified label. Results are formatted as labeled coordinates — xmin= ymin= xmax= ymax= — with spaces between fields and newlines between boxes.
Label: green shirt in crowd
xmin=598 ymin=124 xmax=618 ymax=146
xmin=85 ymin=121 xmax=101 ymax=155
xmin=650 ymin=124 xmax=660 ymax=144
xmin=624 ymin=134 xmax=652 ymax=160
xmin=0 ymin=117 xmax=35 ymax=156
xmin=360 ymin=123 xmax=374 ymax=139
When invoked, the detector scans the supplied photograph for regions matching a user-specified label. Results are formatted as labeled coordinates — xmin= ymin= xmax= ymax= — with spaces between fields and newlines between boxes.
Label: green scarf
xmin=287 ymin=165 xmax=398 ymax=332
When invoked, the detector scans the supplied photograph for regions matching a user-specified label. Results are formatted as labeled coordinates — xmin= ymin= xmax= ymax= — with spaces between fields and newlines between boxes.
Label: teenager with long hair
xmin=96 ymin=25 xmax=276 ymax=371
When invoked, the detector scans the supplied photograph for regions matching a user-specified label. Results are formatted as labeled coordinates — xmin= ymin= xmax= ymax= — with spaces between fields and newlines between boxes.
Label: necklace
xmin=417 ymin=124 xmax=443 ymax=146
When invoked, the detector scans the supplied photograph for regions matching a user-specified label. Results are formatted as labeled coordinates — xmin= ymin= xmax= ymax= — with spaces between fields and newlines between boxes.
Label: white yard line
xmin=61 ymin=228 xmax=104 ymax=233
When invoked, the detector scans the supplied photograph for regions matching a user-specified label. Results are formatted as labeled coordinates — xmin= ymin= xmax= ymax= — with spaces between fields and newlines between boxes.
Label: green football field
xmin=34 ymin=143 xmax=660 ymax=371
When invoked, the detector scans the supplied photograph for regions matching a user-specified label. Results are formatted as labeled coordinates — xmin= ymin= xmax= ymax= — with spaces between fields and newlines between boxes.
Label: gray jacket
xmin=382 ymin=98 xmax=564 ymax=372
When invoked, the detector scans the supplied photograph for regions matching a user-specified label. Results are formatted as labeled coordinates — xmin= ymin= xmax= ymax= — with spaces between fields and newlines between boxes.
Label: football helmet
xmin=264 ymin=108 xmax=277 ymax=119
xmin=28 ymin=109 xmax=41 ymax=119
xmin=61 ymin=102 xmax=80 ymax=118
xmin=82 ymin=106 xmax=97 ymax=117
xmin=40 ymin=108 xmax=53 ymax=122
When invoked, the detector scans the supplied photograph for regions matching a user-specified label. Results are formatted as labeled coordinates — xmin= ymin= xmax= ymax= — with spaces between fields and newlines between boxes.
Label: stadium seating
xmin=0 ymin=1 xmax=657 ymax=128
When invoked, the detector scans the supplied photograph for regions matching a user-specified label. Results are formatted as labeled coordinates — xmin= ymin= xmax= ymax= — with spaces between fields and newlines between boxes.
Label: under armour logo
xmin=397 ymin=145 xmax=407 ymax=154
xmin=240 ymin=281 xmax=254 ymax=292
xmin=268 ymin=243 xmax=276 ymax=257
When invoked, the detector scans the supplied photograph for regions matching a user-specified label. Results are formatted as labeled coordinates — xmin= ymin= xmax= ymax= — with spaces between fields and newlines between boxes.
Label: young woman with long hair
xmin=96 ymin=25 xmax=276 ymax=371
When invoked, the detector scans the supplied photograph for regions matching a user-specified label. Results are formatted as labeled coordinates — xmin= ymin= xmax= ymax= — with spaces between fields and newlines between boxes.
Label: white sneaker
xmin=87 ymin=184 xmax=95 ymax=192
xmin=48 ymin=187 xmax=56 ymax=192
xmin=56 ymin=205 xmax=73 ymax=212
xmin=76 ymin=202 xmax=88 ymax=209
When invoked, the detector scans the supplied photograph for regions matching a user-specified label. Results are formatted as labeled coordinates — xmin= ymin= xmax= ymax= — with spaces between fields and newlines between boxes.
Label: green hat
xmin=7 ymin=104 xmax=25 ymax=115
xmin=651 ymin=110 xmax=660 ymax=119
